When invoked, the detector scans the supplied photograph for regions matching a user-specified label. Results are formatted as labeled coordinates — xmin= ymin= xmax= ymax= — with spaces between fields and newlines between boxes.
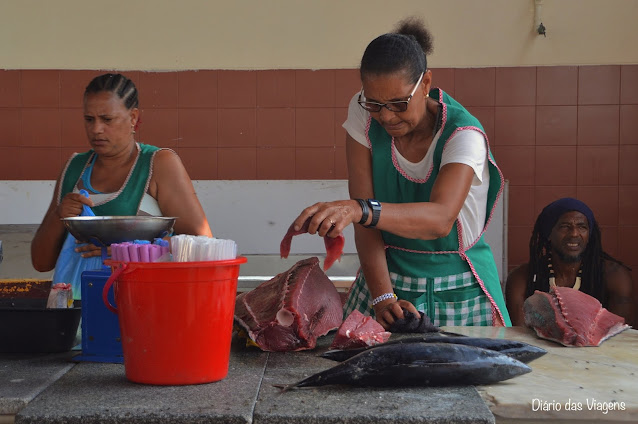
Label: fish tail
xmin=279 ymin=363 xmax=352 ymax=390
xmin=272 ymin=383 xmax=296 ymax=392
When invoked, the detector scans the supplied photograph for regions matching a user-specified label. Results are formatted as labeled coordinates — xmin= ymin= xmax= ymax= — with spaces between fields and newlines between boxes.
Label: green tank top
xmin=59 ymin=143 xmax=160 ymax=216
xmin=368 ymin=88 xmax=511 ymax=326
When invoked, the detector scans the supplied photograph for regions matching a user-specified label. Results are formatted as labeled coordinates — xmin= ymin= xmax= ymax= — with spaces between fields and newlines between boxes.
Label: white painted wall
xmin=0 ymin=181 xmax=55 ymax=224
xmin=0 ymin=180 xmax=507 ymax=281
xmin=1 ymin=0 xmax=637 ymax=70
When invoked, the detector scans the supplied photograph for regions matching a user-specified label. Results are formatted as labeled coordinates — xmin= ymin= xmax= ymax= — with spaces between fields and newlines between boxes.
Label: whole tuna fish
xmin=278 ymin=342 xmax=531 ymax=390
xmin=322 ymin=334 xmax=547 ymax=364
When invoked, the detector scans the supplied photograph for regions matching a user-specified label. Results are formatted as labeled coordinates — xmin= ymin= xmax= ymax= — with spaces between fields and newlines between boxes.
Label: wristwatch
xmin=364 ymin=199 xmax=381 ymax=228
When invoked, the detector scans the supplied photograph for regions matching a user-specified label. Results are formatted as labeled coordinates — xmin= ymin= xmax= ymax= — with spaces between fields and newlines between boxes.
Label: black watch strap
xmin=355 ymin=199 xmax=369 ymax=225
xmin=364 ymin=199 xmax=381 ymax=228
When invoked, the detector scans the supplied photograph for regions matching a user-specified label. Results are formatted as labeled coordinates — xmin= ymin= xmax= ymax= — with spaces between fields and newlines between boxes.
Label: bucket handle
xmin=102 ymin=263 xmax=127 ymax=314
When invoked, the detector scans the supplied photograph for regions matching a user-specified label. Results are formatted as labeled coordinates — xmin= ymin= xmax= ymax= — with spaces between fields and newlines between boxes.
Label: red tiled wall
xmin=1 ymin=66 xmax=637 ymax=274
xmin=0 ymin=69 xmax=359 ymax=181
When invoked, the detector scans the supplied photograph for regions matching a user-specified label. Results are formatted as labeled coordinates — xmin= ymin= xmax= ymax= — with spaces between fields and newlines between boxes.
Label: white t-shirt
xmin=343 ymin=93 xmax=490 ymax=247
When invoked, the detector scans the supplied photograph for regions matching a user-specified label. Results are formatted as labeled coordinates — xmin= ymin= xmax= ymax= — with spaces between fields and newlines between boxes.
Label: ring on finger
xmin=329 ymin=218 xmax=335 ymax=226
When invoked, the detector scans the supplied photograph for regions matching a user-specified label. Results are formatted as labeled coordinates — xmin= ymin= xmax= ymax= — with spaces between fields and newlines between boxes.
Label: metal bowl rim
xmin=62 ymin=216 xmax=178 ymax=221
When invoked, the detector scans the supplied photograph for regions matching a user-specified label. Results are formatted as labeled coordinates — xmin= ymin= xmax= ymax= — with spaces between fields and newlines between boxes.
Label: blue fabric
xmin=78 ymin=189 xmax=95 ymax=217
xmin=538 ymin=197 xmax=595 ymax=239
xmin=52 ymin=190 xmax=103 ymax=300
xmin=80 ymin=155 xmax=103 ymax=194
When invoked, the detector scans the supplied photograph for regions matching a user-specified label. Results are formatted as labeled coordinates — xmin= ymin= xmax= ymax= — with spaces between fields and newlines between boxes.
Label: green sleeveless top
xmin=58 ymin=143 xmax=160 ymax=216
xmin=368 ymin=88 xmax=511 ymax=326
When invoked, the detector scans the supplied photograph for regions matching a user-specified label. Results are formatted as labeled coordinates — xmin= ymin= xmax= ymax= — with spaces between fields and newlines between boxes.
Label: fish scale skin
xmin=288 ymin=342 xmax=531 ymax=389
xmin=322 ymin=334 xmax=547 ymax=364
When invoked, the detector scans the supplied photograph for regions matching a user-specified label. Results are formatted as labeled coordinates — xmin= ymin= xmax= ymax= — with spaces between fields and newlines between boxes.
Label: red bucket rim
xmin=104 ymin=256 xmax=247 ymax=270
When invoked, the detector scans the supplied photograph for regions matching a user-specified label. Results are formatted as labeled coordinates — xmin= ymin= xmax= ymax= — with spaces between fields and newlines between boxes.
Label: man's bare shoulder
xmin=603 ymin=259 xmax=633 ymax=295
xmin=506 ymin=263 xmax=530 ymax=292
xmin=604 ymin=259 xmax=632 ymax=281
xmin=508 ymin=263 xmax=529 ymax=281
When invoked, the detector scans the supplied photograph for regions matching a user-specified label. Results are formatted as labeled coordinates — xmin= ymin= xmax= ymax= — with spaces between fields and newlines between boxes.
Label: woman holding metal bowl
xmin=31 ymin=73 xmax=212 ymax=297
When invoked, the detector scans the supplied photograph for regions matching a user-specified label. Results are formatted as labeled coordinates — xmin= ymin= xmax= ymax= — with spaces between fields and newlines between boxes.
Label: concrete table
xmin=448 ymin=326 xmax=638 ymax=424
xmin=11 ymin=337 xmax=493 ymax=424
xmin=14 ymin=346 xmax=268 ymax=424
xmin=0 ymin=352 xmax=76 ymax=423
xmin=256 ymin=345 xmax=493 ymax=424
xmin=5 ymin=327 xmax=638 ymax=423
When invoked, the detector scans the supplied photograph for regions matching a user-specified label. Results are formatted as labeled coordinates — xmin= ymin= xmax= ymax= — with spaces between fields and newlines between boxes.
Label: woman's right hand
xmin=291 ymin=199 xmax=362 ymax=238
xmin=56 ymin=192 xmax=94 ymax=219
xmin=373 ymin=298 xmax=419 ymax=330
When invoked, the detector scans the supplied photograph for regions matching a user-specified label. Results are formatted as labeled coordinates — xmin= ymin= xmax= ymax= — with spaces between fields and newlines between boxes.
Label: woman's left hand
xmin=75 ymin=241 xmax=110 ymax=258
xmin=374 ymin=299 xmax=419 ymax=330
xmin=292 ymin=200 xmax=362 ymax=237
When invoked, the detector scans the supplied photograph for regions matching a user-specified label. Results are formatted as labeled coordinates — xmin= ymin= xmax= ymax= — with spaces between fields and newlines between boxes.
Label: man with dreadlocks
xmin=505 ymin=198 xmax=634 ymax=326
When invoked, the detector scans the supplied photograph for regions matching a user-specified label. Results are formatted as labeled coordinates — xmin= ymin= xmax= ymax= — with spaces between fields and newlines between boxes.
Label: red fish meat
xmin=523 ymin=286 xmax=629 ymax=347
xmin=280 ymin=217 xmax=345 ymax=271
xmin=330 ymin=310 xmax=391 ymax=350
xmin=234 ymin=257 xmax=343 ymax=352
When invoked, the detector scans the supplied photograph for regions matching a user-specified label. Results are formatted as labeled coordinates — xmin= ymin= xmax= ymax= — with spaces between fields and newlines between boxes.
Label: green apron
xmin=344 ymin=88 xmax=511 ymax=326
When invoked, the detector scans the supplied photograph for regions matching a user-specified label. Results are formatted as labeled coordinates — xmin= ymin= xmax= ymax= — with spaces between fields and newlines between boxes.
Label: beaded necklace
xmin=547 ymin=254 xmax=582 ymax=291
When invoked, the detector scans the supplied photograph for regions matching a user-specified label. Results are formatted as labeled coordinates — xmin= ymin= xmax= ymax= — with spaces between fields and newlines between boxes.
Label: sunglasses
xmin=357 ymin=72 xmax=424 ymax=113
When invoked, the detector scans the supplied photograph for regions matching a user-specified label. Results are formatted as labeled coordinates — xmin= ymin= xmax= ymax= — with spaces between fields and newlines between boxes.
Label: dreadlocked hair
xmin=525 ymin=215 xmax=630 ymax=308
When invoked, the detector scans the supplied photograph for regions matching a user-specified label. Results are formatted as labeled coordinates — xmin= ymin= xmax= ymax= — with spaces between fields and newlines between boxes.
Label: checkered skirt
xmin=343 ymin=269 xmax=493 ymax=326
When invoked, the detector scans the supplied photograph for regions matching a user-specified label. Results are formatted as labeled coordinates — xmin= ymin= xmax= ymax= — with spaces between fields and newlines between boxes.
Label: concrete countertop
xmin=449 ymin=326 xmax=638 ymax=423
xmin=14 ymin=345 xmax=268 ymax=424
xmin=5 ymin=325 xmax=636 ymax=423
xmin=0 ymin=352 xmax=76 ymax=418
xmin=7 ymin=336 xmax=494 ymax=424
xmin=254 ymin=344 xmax=493 ymax=424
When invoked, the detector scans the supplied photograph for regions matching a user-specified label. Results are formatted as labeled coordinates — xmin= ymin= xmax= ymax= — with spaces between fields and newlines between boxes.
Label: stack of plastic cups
xmin=170 ymin=235 xmax=237 ymax=262
xmin=111 ymin=240 xmax=170 ymax=263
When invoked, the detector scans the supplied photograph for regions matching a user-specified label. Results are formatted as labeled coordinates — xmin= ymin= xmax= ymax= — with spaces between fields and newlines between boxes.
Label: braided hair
xmin=525 ymin=202 xmax=630 ymax=307
xmin=84 ymin=73 xmax=139 ymax=110
xmin=360 ymin=17 xmax=434 ymax=85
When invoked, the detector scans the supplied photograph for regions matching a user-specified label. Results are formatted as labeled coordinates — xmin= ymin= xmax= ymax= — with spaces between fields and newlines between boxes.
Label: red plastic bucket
xmin=102 ymin=257 xmax=246 ymax=385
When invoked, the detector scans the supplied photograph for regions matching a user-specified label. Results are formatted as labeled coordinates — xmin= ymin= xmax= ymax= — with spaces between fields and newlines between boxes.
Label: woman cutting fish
xmin=288 ymin=18 xmax=511 ymax=328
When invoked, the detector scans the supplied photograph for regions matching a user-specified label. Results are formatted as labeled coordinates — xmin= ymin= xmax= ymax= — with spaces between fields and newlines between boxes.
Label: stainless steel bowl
xmin=62 ymin=216 xmax=176 ymax=246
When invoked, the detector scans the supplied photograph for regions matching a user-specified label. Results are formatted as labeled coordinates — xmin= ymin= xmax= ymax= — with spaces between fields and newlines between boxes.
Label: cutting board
xmin=443 ymin=326 xmax=638 ymax=423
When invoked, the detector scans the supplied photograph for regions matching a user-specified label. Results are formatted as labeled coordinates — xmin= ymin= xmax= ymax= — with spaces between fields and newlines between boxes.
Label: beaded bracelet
xmin=371 ymin=292 xmax=398 ymax=306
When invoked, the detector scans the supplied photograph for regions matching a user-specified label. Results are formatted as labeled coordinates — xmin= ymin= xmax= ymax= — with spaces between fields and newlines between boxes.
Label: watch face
xmin=369 ymin=199 xmax=380 ymax=208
